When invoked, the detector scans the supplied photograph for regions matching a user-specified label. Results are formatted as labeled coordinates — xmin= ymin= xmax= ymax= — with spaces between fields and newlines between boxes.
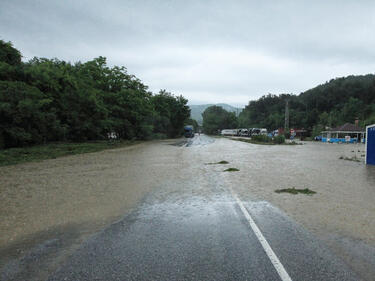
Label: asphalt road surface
xmin=44 ymin=135 xmax=359 ymax=281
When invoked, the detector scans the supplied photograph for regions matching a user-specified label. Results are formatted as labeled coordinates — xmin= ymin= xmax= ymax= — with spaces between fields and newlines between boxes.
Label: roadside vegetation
xmin=0 ymin=40 xmax=192 ymax=150
xmin=0 ymin=141 xmax=137 ymax=166
xmin=249 ymin=135 xmax=285 ymax=144
xmin=275 ymin=188 xmax=317 ymax=195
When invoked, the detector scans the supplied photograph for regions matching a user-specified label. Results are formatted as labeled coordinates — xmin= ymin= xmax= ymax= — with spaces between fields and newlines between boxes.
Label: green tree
xmin=0 ymin=40 xmax=21 ymax=66
xmin=202 ymin=106 xmax=238 ymax=134
xmin=0 ymin=81 xmax=60 ymax=148
xmin=152 ymin=90 xmax=190 ymax=138
xmin=0 ymin=40 xmax=191 ymax=148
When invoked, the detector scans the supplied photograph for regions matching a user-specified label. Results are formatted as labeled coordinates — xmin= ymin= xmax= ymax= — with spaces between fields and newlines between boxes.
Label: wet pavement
xmin=1 ymin=134 xmax=373 ymax=280
xmin=47 ymin=199 xmax=359 ymax=281
xmin=46 ymin=135 xmax=359 ymax=280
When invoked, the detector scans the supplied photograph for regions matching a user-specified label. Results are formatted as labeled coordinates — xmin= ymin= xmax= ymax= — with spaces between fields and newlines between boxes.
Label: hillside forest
xmin=239 ymin=75 xmax=375 ymax=134
xmin=202 ymin=75 xmax=375 ymax=135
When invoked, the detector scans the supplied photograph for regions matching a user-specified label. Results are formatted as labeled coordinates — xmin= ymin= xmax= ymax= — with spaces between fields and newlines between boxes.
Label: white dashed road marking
xmin=229 ymin=187 xmax=293 ymax=281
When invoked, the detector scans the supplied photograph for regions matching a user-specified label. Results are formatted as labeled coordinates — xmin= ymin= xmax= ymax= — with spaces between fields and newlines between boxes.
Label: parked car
xmin=221 ymin=129 xmax=238 ymax=136
xmin=251 ymin=128 xmax=261 ymax=136
xmin=314 ymin=135 xmax=322 ymax=141
xmin=239 ymin=129 xmax=249 ymax=136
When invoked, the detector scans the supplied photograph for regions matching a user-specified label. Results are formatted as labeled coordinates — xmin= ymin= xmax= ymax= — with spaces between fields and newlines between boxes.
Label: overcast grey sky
xmin=1 ymin=0 xmax=375 ymax=106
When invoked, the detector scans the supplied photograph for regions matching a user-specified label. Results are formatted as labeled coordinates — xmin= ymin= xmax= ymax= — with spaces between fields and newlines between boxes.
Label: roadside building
xmin=321 ymin=123 xmax=365 ymax=143
xmin=291 ymin=128 xmax=308 ymax=140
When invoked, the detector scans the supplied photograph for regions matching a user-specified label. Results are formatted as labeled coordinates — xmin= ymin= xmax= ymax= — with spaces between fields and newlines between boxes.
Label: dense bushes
xmin=273 ymin=135 xmax=285 ymax=144
xmin=0 ymin=40 xmax=190 ymax=148
xmin=251 ymin=134 xmax=285 ymax=144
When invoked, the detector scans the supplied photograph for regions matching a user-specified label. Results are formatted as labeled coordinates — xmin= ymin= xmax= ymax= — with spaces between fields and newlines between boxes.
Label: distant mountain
xmin=189 ymin=103 xmax=243 ymax=125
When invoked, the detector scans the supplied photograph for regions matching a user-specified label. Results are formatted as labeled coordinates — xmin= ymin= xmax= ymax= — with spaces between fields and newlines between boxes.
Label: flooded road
xmin=1 ymin=135 xmax=374 ymax=280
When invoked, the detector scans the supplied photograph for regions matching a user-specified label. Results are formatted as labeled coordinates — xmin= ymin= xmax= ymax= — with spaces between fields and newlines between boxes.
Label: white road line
xmin=229 ymin=187 xmax=293 ymax=281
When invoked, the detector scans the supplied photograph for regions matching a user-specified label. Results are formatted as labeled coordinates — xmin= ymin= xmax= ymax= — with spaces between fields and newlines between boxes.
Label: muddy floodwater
xmin=1 ymin=135 xmax=374 ymax=279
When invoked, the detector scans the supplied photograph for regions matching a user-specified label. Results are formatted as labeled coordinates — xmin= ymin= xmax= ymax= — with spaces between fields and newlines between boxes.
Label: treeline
xmin=202 ymin=105 xmax=237 ymax=134
xmin=238 ymin=74 xmax=375 ymax=135
xmin=0 ymin=40 xmax=190 ymax=148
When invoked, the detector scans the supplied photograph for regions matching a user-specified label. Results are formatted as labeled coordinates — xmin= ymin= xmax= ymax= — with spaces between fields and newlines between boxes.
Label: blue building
xmin=366 ymin=124 xmax=375 ymax=165
xmin=321 ymin=123 xmax=365 ymax=143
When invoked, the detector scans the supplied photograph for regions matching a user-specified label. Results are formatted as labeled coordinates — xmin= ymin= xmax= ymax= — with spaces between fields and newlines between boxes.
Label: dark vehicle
xmin=314 ymin=135 xmax=322 ymax=141
xmin=184 ymin=125 xmax=195 ymax=138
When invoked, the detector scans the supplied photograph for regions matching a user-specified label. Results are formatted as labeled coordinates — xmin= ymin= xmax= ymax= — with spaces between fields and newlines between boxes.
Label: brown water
xmin=196 ymin=137 xmax=375 ymax=245
xmin=0 ymin=136 xmax=374 ymax=279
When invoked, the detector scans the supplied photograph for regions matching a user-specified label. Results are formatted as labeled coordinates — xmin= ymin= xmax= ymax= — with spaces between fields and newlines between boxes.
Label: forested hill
xmin=0 ymin=40 xmax=190 ymax=149
xmin=238 ymin=74 xmax=375 ymax=134
xmin=190 ymin=103 xmax=242 ymax=125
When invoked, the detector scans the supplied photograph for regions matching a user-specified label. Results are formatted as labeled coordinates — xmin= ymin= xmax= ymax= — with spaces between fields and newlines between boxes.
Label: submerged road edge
xmin=228 ymin=187 xmax=293 ymax=281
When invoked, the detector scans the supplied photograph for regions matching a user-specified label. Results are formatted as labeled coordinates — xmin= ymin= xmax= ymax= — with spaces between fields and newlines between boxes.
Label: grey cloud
xmin=1 ymin=0 xmax=374 ymax=105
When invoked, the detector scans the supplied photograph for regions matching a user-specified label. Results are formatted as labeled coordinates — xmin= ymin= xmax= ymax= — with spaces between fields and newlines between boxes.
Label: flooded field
xmin=200 ymin=137 xmax=374 ymax=245
xmin=1 ymin=135 xmax=374 ymax=279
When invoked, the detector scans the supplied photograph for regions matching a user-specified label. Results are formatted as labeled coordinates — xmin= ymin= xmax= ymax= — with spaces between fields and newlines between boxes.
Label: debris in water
xmin=205 ymin=160 xmax=229 ymax=165
xmin=339 ymin=155 xmax=360 ymax=162
xmin=224 ymin=167 xmax=240 ymax=172
xmin=275 ymin=187 xmax=316 ymax=195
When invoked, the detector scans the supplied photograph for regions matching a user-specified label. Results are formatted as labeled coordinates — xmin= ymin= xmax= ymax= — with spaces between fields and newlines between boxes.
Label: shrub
xmin=252 ymin=135 xmax=270 ymax=142
xmin=273 ymin=135 xmax=285 ymax=144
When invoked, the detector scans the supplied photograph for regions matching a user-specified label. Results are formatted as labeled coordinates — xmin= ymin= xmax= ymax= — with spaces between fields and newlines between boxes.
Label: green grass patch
xmin=0 ymin=140 xmax=137 ymax=166
xmin=223 ymin=167 xmax=240 ymax=172
xmin=206 ymin=160 xmax=229 ymax=165
xmin=275 ymin=187 xmax=317 ymax=195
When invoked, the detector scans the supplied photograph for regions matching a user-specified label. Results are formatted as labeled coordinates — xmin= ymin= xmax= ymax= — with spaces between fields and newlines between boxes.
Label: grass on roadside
xmin=205 ymin=160 xmax=229 ymax=165
xmin=275 ymin=187 xmax=317 ymax=195
xmin=224 ymin=167 xmax=240 ymax=172
xmin=0 ymin=140 xmax=137 ymax=166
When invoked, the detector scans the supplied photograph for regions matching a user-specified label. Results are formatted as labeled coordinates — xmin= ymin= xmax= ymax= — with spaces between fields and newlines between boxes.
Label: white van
xmin=260 ymin=128 xmax=268 ymax=135
xmin=221 ymin=129 xmax=238 ymax=136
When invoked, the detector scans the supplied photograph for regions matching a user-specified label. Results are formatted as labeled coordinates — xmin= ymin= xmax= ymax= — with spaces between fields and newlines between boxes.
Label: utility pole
xmin=284 ymin=100 xmax=289 ymax=132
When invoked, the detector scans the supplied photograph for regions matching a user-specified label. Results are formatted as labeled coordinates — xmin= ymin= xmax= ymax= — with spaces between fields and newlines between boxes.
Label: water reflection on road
xmin=185 ymin=134 xmax=215 ymax=147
